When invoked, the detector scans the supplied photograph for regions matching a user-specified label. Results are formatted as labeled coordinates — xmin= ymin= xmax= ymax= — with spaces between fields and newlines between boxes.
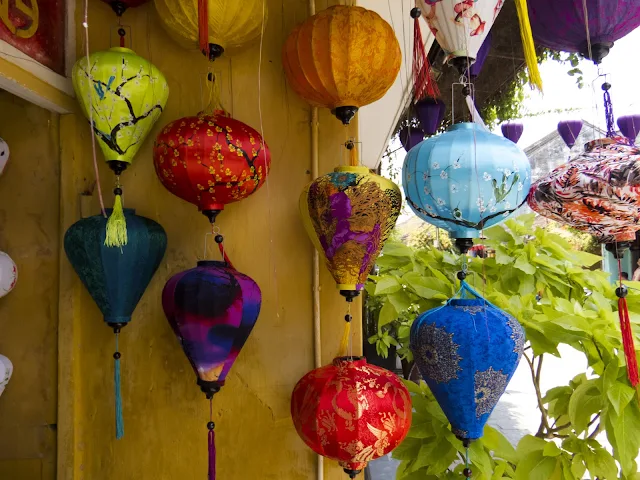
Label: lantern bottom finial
xmin=340 ymin=290 xmax=361 ymax=302
xmin=454 ymin=238 xmax=474 ymax=255
xmin=202 ymin=209 xmax=222 ymax=224
xmin=450 ymin=57 xmax=473 ymax=76
xmin=208 ymin=44 xmax=225 ymax=62
xmin=108 ymin=160 xmax=129 ymax=176
xmin=343 ymin=468 xmax=361 ymax=478
xmin=110 ymin=1 xmax=127 ymax=16
xmin=332 ymin=106 xmax=358 ymax=125
xmin=198 ymin=378 xmax=222 ymax=399
xmin=584 ymin=42 xmax=613 ymax=65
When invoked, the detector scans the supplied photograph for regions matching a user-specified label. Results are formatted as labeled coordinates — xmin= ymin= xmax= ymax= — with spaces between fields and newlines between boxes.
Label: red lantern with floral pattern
xmin=291 ymin=357 xmax=411 ymax=478
xmin=153 ymin=110 xmax=271 ymax=223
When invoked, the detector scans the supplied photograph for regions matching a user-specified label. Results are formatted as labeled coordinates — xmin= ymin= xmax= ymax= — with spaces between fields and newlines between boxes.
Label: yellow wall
xmin=0 ymin=93 xmax=59 ymax=479
xmin=51 ymin=1 xmax=363 ymax=479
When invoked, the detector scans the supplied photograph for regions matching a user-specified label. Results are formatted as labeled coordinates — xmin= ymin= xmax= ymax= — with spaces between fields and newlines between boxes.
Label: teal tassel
xmin=115 ymin=333 xmax=124 ymax=439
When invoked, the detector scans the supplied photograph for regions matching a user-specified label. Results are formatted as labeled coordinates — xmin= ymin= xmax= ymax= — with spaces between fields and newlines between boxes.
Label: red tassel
xmin=208 ymin=428 xmax=216 ymax=480
xmin=198 ymin=0 xmax=209 ymax=56
xmin=217 ymin=242 xmax=234 ymax=270
xmin=619 ymin=297 xmax=639 ymax=387
xmin=413 ymin=16 xmax=439 ymax=101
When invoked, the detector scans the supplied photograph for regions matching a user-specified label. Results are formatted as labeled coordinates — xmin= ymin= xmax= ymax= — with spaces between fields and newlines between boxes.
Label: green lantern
xmin=72 ymin=47 xmax=169 ymax=247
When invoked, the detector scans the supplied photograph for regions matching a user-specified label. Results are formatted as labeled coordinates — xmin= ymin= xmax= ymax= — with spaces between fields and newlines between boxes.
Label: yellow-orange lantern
xmin=154 ymin=0 xmax=266 ymax=60
xmin=283 ymin=5 xmax=401 ymax=125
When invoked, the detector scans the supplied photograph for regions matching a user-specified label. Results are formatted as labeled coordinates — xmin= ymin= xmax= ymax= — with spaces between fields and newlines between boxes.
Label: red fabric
xmin=291 ymin=358 xmax=411 ymax=471
xmin=413 ymin=17 xmax=439 ymax=100
xmin=198 ymin=0 xmax=209 ymax=55
xmin=153 ymin=110 xmax=271 ymax=214
xmin=618 ymin=297 xmax=639 ymax=387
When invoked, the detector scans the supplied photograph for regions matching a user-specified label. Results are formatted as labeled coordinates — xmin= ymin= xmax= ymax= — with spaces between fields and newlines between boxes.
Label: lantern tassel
xmin=105 ymin=188 xmax=128 ymax=248
xmin=618 ymin=297 xmax=639 ymax=387
xmin=514 ymin=0 xmax=543 ymax=92
xmin=208 ymin=426 xmax=216 ymax=479
xmin=340 ymin=313 xmax=352 ymax=356
xmin=198 ymin=0 xmax=209 ymax=56
xmin=348 ymin=144 xmax=359 ymax=167
xmin=412 ymin=9 xmax=439 ymax=100
xmin=114 ymin=333 xmax=124 ymax=439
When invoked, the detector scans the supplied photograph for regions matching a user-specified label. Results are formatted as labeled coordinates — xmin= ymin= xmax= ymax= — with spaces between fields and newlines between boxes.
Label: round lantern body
xmin=618 ymin=115 xmax=640 ymax=144
xmin=162 ymin=260 xmax=261 ymax=397
xmin=282 ymin=5 xmax=401 ymax=125
xmin=418 ymin=0 xmax=502 ymax=71
xmin=153 ymin=110 xmax=271 ymax=223
xmin=0 ymin=137 xmax=9 ymax=176
xmin=399 ymin=126 xmax=424 ymax=152
xmin=528 ymin=0 xmax=640 ymax=63
xmin=64 ymin=209 xmax=167 ymax=328
xmin=558 ymin=120 xmax=583 ymax=149
xmin=154 ymin=0 xmax=266 ymax=59
xmin=403 ymin=123 xmax=532 ymax=246
xmin=0 ymin=354 xmax=12 ymax=398
xmin=501 ymin=121 xmax=524 ymax=144
xmin=411 ymin=295 xmax=525 ymax=441
xmin=101 ymin=0 xmax=148 ymax=16
xmin=528 ymin=138 xmax=640 ymax=243
xmin=300 ymin=166 xmax=402 ymax=297
xmin=291 ymin=357 xmax=412 ymax=477
xmin=0 ymin=251 xmax=17 ymax=298
xmin=416 ymin=97 xmax=446 ymax=136
xmin=72 ymin=48 xmax=169 ymax=171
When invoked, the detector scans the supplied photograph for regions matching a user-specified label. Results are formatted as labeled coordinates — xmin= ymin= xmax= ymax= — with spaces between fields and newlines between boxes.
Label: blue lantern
xmin=410 ymin=282 xmax=524 ymax=442
xmin=64 ymin=208 xmax=167 ymax=439
xmin=402 ymin=123 xmax=531 ymax=252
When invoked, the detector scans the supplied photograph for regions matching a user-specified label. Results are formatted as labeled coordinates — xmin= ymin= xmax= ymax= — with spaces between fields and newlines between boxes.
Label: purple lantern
xmin=558 ymin=120 xmax=583 ymax=148
xmin=399 ymin=126 xmax=424 ymax=152
xmin=468 ymin=32 xmax=492 ymax=79
xmin=618 ymin=115 xmax=640 ymax=144
xmin=416 ymin=98 xmax=446 ymax=136
xmin=528 ymin=1 xmax=640 ymax=64
xmin=501 ymin=121 xmax=524 ymax=144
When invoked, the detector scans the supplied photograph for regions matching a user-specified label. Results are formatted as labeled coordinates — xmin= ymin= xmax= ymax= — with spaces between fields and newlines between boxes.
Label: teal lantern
xmin=402 ymin=123 xmax=531 ymax=252
xmin=64 ymin=209 xmax=167 ymax=439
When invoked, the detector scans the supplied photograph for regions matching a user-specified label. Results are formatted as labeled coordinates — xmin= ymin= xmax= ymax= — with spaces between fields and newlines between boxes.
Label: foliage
xmin=367 ymin=214 xmax=640 ymax=479
xmin=406 ymin=224 xmax=453 ymax=251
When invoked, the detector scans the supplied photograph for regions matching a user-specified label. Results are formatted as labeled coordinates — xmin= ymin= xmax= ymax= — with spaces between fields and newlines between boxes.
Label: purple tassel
xmin=208 ymin=425 xmax=216 ymax=480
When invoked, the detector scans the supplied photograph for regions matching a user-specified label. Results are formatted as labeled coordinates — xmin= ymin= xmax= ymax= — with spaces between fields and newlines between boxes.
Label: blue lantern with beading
xmin=410 ymin=282 xmax=525 ymax=442
xmin=402 ymin=123 xmax=531 ymax=252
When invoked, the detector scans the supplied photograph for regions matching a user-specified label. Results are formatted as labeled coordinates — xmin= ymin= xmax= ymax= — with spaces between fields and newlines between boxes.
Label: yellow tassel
xmin=105 ymin=194 xmax=128 ymax=247
xmin=514 ymin=0 xmax=543 ymax=92
xmin=339 ymin=320 xmax=351 ymax=356
xmin=348 ymin=144 xmax=359 ymax=167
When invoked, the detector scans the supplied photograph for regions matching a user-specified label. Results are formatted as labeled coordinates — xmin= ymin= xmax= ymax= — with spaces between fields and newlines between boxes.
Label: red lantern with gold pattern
xmin=153 ymin=110 xmax=271 ymax=223
xmin=291 ymin=357 xmax=411 ymax=478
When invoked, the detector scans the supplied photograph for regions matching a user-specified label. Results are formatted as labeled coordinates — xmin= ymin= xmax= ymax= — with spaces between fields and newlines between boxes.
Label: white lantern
xmin=0 ymin=251 xmax=17 ymax=298
xmin=0 ymin=354 xmax=12 ymax=397
xmin=0 ymin=137 xmax=8 ymax=175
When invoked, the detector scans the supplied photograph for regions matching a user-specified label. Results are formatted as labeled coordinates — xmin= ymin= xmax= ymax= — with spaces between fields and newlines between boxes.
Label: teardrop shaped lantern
xmin=283 ymin=5 xmax=401 ymax=125
xmin=0 ymin=251 xmax=17 ymax=298
xmin=154 ymin=0 xmax=266 ymax=61
xmin=403 ymin=123 xmax=532 ymax=253
xmin=399 ymin=126 xmax=425 ymax=152
xmin=501 ymin=121 xmax=524 ymax=144
xmin=618 ymin=115 xmax=640 ymax=144
xmin=411 ymin=282 xmax=524 ymax=444
xmin=72 ymin=48 xmax=169 ymax=247
xmin=300 ymin=145 xmax=402 ymax=301
xmin=153 ymin=110 xmax=271 ymax=224
xmin=64 ymin=209 xmax=167 ymax=438
xmin=0 ymin=354 xmax=12 ymax=398
xmin=162 ymin=260 xmax=261 ymax=479
xmin=416 ymin=97 xmax=446 ymax=136
xmin=101 ymin=0 xmax=149 ymax=16
xmin=291 ymin=357 xmax=412 ymax=479
xmin=0 ymin=136 xmax=9 ymax=176
xmin=558 ymin=120 xmax=583 ymax=149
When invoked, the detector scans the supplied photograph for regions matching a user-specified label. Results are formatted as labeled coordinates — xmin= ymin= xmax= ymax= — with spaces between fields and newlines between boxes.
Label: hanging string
xmin=603 ymin=81 xmax=616 ymax=138
xmin=616 ymin=254 xmax=639 ymax=388
xmin=411 ymin=6 xmax=439 ymax=101
xmin=207 ymin=399 xmax=216 ymax=480
xmin=118 ymin=26 xmax=126 ymax=48
xmin=209 ymin=227 xmax=234 ymax=269
xmin=114 ymin=331 xmax=124 ymax=439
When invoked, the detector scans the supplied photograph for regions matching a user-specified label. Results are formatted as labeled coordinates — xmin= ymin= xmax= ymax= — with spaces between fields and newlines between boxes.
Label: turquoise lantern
xmin=403 ymin=123 xmax=531 ymax=252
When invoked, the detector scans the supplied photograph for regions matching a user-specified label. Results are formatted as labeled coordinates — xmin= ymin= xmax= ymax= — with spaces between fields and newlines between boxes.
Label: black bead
xmin=616 ymin=286 xmax=628 ymax=298
xmin=214 ymin=234 xmax=224 ymax=244
xmin=118 ymin=28 xmax=126 ymax=37
xmin=207 ymin=72 xmax=214 ymax=82
xmin=114 ymin=187 xmax=123 ymax=196
xmin=410 ymin=7 xmax=421 ymax=18
xmin=602 ymin=82 xmax=611 ymax=91
xmin=462 ymin=86 xmax=471 ymax=97
xmin=457 ymin=271 xmax=467 ymax=281
xmin=207 ymin=421 xmax=215 ymax=430
xmin=344 ymin=314 xmax=352 ymax=322
xmin=463 ymin=467 xmax=472 ymax=477
xmin=113 ymin=352 xmax=121 ymax=360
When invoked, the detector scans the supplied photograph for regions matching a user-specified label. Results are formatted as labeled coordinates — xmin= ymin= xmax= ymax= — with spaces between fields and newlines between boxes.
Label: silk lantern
xmin=283 ymin=5 xmax=401 ymax=125
xmin=618 ymin=115 xmax=640 ymax=144
xmin=162 ymin=260 xmax=261 ymax=480
xmin=0 ymin=136 xmax=9 ymax=176
xmin=501 ymin=121 xmax=524 ymax=144
xmin=0 ymin=354 xmax=12 ymax=398
xmin=100 ymin=0 xmax=148 ymax=16
xmin=399 ymin=126 xmax=425 ymax=152
xmin=411 ymin=282 xmax=524 ymax=444
xmin=416 ymin=97 xmax=446 ymax=136
xmin=72 ymin=48 xmax=169 ymax=247
xmin=153 ymin=109 xmax=271 ymax=224
xmin=528 ymin=0 xmax=640 ymax=64
xmin=403 ymin=122 xmax=531 ymax=253
xmin=291 ymin=357 xmax=412 ymax=478
xmin=155 ymin=0 xmax=266 ymax=60
xmin=0 ymin=251 xmax=17 ymax=298
xmin=558 ymin=120 xmax=583 ymax=149
xmin=64 ymin=209 xmax=167 ymax=438
xmin=300 ymin=146 xmax=402 ymax=301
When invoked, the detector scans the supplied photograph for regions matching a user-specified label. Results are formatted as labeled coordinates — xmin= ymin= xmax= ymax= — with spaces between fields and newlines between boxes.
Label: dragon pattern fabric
xmin=528 ymin=137 xmax=640 ymax=243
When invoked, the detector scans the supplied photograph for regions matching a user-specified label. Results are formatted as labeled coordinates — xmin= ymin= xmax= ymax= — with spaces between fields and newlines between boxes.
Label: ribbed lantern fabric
xmin=403 ymin=123 xmax=532 ymax=240
xmin=0 ymin=251 xmax=17 ymax=299
xmin=291 ymin=357 xmax=412 ymax=478
xmin=501 ymin=121 xmax=524 ymax=144
xmin=410 ymin=284 xmax=525 ymax=441
xmin=399 ymin=126 xmax=425 ymax=152
xmin=558 ymin=120 xmax=583 ymax=148
xmin=528 ymin=0 xmax=640 ymax=63
xmin=618 ymin=115 xmax=640 ymax=144
xmin=153 ymin=110 xmax=270 ymax=223
xmin=282 ymin=5 xmax=401 ymax=125
xmin=528 ymin=138 xmax=640 ymax=243
xmin=300 ymin=165 xmax=402 ymax=294
xmin=416 ymin=98 xmax=446 ymax=136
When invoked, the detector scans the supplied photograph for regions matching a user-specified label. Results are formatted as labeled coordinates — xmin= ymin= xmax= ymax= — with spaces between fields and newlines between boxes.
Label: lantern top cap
xmin=332 ymin=356 xmax=366 ymax=367
xmin=108 ymin=47 xmax=137 ymax=55
xmin=333 ymin=166 xmax=370 ymax=175
xmin=449 ymin=122 xmax=482 ymax=132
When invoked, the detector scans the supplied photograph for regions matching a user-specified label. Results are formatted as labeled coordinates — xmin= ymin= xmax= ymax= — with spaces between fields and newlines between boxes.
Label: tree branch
xmin=525 ymin=352 xmax=551 ymax=437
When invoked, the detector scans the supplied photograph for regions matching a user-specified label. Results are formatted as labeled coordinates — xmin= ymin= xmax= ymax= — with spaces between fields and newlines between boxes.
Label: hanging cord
xmin=114 ymin=329 xmax=124 ymax=439
xmin=118 ymin=24 xmax=126 ymax=48
xmin=198 ymin=0 xmax=209 ymax=56
xmin=207 ymin=398 xmax=216 ymax=480
xmin=463 ymin=443 xmax=472 ymax=478
xmin=616 ymin=253 xmax=639 ymax=388
xmin=411 ymin=6 xmax=439 ymax=101
xmin=82 ymin=0 xmax=107 ymax=217
xmin=205 ymin=226 xmax=235 ymax=269
xmin=581 ymin=0 xmax=593 ymax=62
xmin=602 ymin=80 xmax=616 ymax=138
